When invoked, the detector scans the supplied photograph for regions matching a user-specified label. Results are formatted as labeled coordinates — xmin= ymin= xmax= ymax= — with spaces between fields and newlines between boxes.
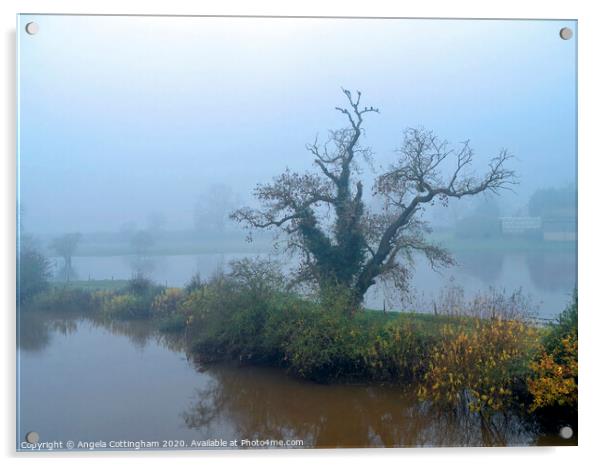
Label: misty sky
xmin=18 ymin=15 xmax=576 ymax=234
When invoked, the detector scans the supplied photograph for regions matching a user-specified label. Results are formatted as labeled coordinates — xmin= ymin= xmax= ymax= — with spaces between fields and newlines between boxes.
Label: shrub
xmin=228 ymin=257 xmax=286 ymax=298
xmin=178 ymin=287 xmax=212 ymax=325
xmin=158 ymin=314 xmax=187 ymax=332
xmin=282 ymin=306 xmax=356 ymax=381
xmin=527 ymin=294 xmax=578 ymax=412
xmin=184 ymin=273 xmax=203 ymax=294
xmin=418 ymin=318 xmax=538 ymax=413
xmin=151 ymin=288 xmax=185 ymax=317
xmin=187 ymin=258 xmax=290 ymax=360
xmin=318 ymin=283 xmax=359 ymax=316
xmin=126 ymin=275 xmax=156 ymax=295
xmin=103 ymin=293 xmax=151 ymax=319
xmin=18 ymin=246 xmax=52 ymax=302
xmin=95 ymin=276 xmax=163 ymax=319
xmin=259 ymin=294 xmax=310 ymax=361
xmin=527 ymin=334 xmax=577 ymax=412
xmin=91 ymin=290 xmax=114 ymax=307
xmin=279 ymin=306 xmax=435 ymax=383
xmin=366 ymin=318 xmax=433 ymax=381
xmin=26 ymin=287 xmax=95 ymax=313
xmin=542 ymin=293 xmax=577 ymax=354
xmin=183 ymin=273 xmax=230 ymax=325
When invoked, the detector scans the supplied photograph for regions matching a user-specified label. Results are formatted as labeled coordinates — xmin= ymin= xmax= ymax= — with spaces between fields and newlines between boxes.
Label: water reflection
xmin=93 ymin=317 xmax=156 ymax=349
xmin=18 ymin=311 xmax=78 ymax=352
xmin=86 ymin=316 xmax=189 ymax=353
xmin=18 ymin=312 xmax=52 ymax=352
xmin=526 ymin=252 xmax=576 ymax=292
xmin=18 ymin=311 xmax=561 ymax=448
xmin=455 ymin=251 xmax=504 ymax=284
xmin=182 ymin=364 xmax=536 ymax=447
xmin=18 ymin=311 xmax=188 ymax=355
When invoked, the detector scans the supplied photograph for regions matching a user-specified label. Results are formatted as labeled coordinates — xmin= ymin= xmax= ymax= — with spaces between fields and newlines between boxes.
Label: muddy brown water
xmin=17 ymin=311 xmax=575 ymax=450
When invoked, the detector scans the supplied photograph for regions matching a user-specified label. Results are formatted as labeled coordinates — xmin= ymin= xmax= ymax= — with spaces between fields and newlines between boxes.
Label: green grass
xmin=362 ymin=308 xmax=484 ymax=338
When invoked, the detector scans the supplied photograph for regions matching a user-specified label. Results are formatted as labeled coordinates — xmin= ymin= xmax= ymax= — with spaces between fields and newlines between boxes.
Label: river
xmin=17 ymin=311 xmax=574 ymax=450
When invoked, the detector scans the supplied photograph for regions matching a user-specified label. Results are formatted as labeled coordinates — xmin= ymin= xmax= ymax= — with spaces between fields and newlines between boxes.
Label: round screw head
xmin=25 ymin=22 xmax=39 ymax=35
xmin=25 ymin=431 xmax=39 ymax=444
xmin=559 ymin=27 xmax=573 ymax=40
xmin=559 ymin=426 xmax=573 ymax=439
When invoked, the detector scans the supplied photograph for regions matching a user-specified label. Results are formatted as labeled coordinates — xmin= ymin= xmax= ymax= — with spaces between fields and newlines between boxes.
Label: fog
xmin=18 ymin=15 xmax=575 ymax=233
xmin=17 ymin=15 xmax=577 ymax=314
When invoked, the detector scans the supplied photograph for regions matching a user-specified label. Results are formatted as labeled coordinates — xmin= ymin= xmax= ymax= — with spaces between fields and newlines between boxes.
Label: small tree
xmin=18 ymin=241 xmax=52 ymax=302
xmin=232 ymin=89 xmax=516 ymax=309
xmin=50 ymin=233 xmax=82 ymax=282
xmin=129 ymin=230 xmax=156 ymax=278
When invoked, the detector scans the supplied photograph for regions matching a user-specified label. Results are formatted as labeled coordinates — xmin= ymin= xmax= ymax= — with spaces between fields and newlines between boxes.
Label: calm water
xmin=17 ymin=312 xmax=572 ymax=450
xmin=61 ymin=249 xmax=576 ymax=317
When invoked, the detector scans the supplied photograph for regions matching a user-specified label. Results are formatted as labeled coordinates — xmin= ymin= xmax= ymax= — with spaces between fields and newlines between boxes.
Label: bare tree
xmin=50 ymin=233 xmax=82 ymax=282
xmin=232 ymin=89 xmax=516 ymax=309
xmin=128 ymin=230 xmax=156 ymax=279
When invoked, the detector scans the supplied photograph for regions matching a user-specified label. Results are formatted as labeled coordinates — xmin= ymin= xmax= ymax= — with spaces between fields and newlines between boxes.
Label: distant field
xmin=75 ymin=241 xmax=273 ymax=257
xmin=39 ymin=230 xmax=576 ymax=258
xmin=71 ymin=232 xmax=274 ymax=257
xmin=55 ymin=279 xmax=130 ymax=291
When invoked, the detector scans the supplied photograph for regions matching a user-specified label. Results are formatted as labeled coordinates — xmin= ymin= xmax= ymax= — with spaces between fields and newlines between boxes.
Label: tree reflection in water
xmin=86 ymin=314 xmax=190 ymax=353
xmin=18 ymin=311 xmax=187 ymax=354
xmin=18 ymin=311 xmax=542 ymax=447
xmin=181 ymin=364 xmax=537 ymax=447
xmin=18 ymin=311 xmax=79 ymax=352
xmin=526 ymin=251 xmax=576 ymax=293
xmin=455 ymin=251 xmax=504 ymax=284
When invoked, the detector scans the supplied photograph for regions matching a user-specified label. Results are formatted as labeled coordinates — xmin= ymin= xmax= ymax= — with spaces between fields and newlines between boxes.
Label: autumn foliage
xmin=527 ymin=334 xmax=577 ymax=411
xmin=418 ymin=319 xmax=538 ymax=413
xmin=527 ymin=297 xmax=578 ymax=412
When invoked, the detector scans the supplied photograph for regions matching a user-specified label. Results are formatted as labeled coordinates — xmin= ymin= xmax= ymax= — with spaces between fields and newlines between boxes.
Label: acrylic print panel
xmin=17 ymin=15 xmax=577 ymax=451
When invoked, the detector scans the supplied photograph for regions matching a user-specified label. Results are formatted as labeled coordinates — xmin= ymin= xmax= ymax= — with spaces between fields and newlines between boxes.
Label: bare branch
xmin=232 ymin=95 xmax=518 ymax=307
xmin=357 ymin=127 xmax=517 ymax=299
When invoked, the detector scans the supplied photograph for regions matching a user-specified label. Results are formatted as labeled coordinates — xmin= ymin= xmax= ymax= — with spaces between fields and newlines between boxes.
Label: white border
xmin=2 ymin=1 xmax=600 ymax=465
